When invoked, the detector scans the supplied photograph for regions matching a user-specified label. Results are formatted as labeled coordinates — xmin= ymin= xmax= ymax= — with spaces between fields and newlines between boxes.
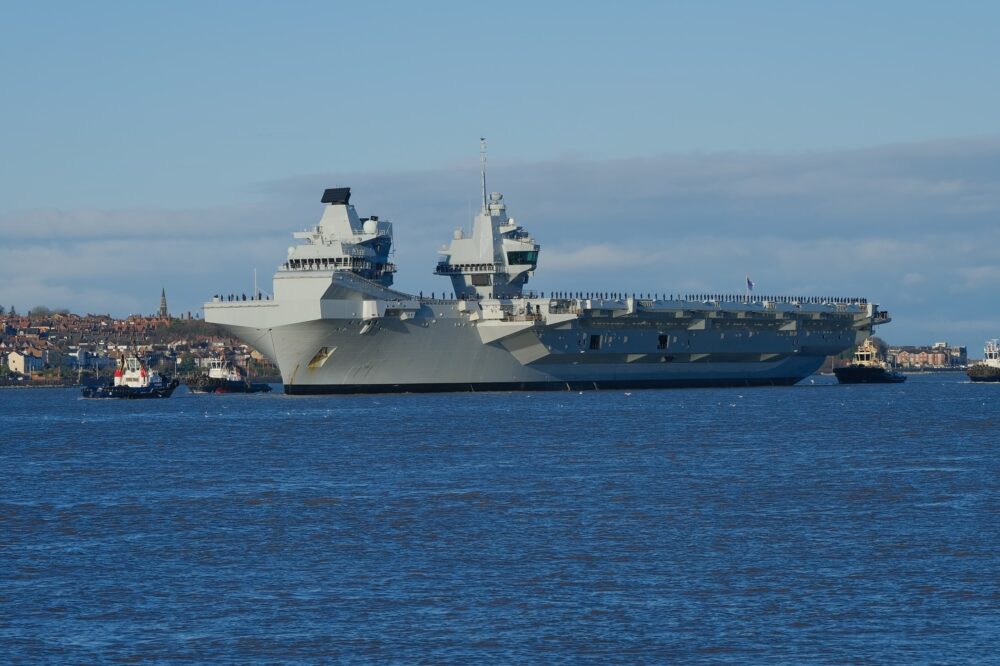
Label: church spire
xmin=159 ymin=288 xmax=168 ymax=318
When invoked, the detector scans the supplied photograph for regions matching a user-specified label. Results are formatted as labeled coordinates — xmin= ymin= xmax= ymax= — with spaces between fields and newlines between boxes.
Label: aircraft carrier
xmin=205 ymin=144 xmax=891 ymax=394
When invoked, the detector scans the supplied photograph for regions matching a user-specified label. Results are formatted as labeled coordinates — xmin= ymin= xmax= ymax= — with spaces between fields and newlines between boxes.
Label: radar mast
xmin=480 ymin=137 xmax=488 ymax=214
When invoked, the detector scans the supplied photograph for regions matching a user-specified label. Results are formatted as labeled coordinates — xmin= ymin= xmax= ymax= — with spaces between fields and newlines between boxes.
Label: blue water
xmin=2 ymin=374 xmax=998 ymax=664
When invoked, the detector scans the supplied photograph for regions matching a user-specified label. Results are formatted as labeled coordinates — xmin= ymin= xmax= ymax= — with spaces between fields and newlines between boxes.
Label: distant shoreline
xmin=820 ymin=368 xmax=966 ymax=376
xmin=1 ymin=376 xmax=283 ymax=390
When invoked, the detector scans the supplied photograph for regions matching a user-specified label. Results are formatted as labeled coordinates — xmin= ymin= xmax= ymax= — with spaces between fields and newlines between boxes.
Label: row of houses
xmin=887 ymin=342 xmax=968 ymax=369
xmin=2 ymin=310 xmax=275 ymax=381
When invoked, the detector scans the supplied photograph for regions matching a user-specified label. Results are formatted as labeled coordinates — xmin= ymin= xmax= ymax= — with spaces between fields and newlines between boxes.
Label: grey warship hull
xmin=209 ymin=276 xmax=881 ymax=394
xmin=205 ymin=167 xmax=890 ymax=394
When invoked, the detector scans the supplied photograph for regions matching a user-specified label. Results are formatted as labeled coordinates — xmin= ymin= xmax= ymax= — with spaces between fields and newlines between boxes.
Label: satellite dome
xmin=363 ymin=219 xmax=378 ymax=234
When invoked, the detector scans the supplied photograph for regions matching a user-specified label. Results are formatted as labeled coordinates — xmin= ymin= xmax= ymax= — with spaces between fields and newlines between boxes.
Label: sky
xmin=2 ymin=2 xmax=999 ymax=349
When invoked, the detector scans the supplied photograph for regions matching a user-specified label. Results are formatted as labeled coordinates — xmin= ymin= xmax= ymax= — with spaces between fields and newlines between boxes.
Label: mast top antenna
xmin=480 ymin=137 xmax=487 ymax=213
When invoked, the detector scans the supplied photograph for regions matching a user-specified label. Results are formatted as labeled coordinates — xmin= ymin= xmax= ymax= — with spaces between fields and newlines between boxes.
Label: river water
xmin=2 ymin=373 xmax=997 ymax=663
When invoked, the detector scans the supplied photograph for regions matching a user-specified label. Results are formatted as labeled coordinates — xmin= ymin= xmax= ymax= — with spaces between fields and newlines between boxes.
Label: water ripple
xmin=2 ymin=376 xmax=998 ymax=663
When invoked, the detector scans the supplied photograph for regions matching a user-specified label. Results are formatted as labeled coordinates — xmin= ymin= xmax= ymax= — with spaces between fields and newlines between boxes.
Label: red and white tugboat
xmin=81 ymin=352 xmax=179 ymax=399
xmin=187 ymin=357 xmax=272 ymax=394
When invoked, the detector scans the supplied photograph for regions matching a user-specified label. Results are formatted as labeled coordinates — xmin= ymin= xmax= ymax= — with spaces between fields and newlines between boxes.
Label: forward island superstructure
xmin=206 ymin=144 xmax=892 ymax=394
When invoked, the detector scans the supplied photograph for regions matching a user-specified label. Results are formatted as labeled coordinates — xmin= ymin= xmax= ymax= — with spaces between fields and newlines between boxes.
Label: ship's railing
xmin=681 ymin=294 xmax=868 ymax=305
xmin=408 ymin=291 xmax=873 ymax=315
xmin=212 ymin=293 xmax=275 ymax=303
xmin=282 ymin=257 xmax=395 ymax=273
xmin=528 ymin=292 xmax=869 ymax=306
xmin=435 ymin=262 xmax=509 ymax=275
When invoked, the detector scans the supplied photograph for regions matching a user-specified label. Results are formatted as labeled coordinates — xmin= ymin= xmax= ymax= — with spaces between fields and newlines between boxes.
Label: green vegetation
xmin=29 ymin=306 xmax=71 ymax=316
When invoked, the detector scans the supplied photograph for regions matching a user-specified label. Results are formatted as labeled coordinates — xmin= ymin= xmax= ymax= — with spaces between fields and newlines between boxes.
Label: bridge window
xmin=506 ymin=251 xmax=538 ymax=265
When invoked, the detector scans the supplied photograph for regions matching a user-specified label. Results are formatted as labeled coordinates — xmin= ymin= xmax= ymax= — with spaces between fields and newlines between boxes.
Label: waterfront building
xmin=888 ymin=342 xmax=967 ymax=369
xmin=7 ymin=350 xmax=44 ymax=375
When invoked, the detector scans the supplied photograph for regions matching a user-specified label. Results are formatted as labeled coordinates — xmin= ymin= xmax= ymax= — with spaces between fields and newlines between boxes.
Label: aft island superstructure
xmin=205 ymin=146 xmax=892 ymax=394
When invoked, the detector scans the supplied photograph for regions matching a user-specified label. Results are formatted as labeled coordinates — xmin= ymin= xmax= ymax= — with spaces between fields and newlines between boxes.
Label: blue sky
xmin=2 ymin=2 xmax=999 ymax=349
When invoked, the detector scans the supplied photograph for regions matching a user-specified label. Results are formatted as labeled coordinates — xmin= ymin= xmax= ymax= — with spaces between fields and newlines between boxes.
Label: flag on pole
xmin=746 ymin=276 xmax=755 ymax=291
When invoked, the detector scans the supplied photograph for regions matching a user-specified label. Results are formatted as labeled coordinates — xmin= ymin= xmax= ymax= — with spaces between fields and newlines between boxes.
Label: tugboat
xmin=187 ymin=357 xmax=272 ymax=394
xmin=967 ymin=340 xmax=1000 ymax=382
xmin=81 ymin=352 xmax=180 ymax=398
xmin=834 ymin=338 xmax=906 ymax=384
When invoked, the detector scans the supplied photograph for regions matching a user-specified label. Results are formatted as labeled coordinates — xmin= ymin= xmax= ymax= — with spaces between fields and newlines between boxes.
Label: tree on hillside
xmin=871 ymin=336 xmax=889 ymax=356
xmin=176 ymin=353 xmax=197 ymax=374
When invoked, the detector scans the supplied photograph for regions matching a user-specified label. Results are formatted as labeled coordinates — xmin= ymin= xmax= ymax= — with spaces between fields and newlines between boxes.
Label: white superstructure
xmin=981 ymin=340 xmax=1000 ymax=369
xmin=849 ymin=338 xmax=889 ymax=368
xmin=113 ymin=354 xmax=165 ymax=389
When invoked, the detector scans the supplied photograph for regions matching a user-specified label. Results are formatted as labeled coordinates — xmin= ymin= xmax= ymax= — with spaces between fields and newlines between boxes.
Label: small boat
xmin=834 ymin=338 xmax=906 ymax=384
xmin=187 ymin=357 xmax=272 ymax=394
xmin=81 ymin=353 xmax=179 ymax=398
xmin=967 ymin=340 xmax=1000 ymax=382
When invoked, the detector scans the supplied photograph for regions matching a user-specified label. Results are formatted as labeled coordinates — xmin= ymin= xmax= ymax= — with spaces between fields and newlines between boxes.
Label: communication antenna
xmin=480 ymin=137 xmax=487 ymax=213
